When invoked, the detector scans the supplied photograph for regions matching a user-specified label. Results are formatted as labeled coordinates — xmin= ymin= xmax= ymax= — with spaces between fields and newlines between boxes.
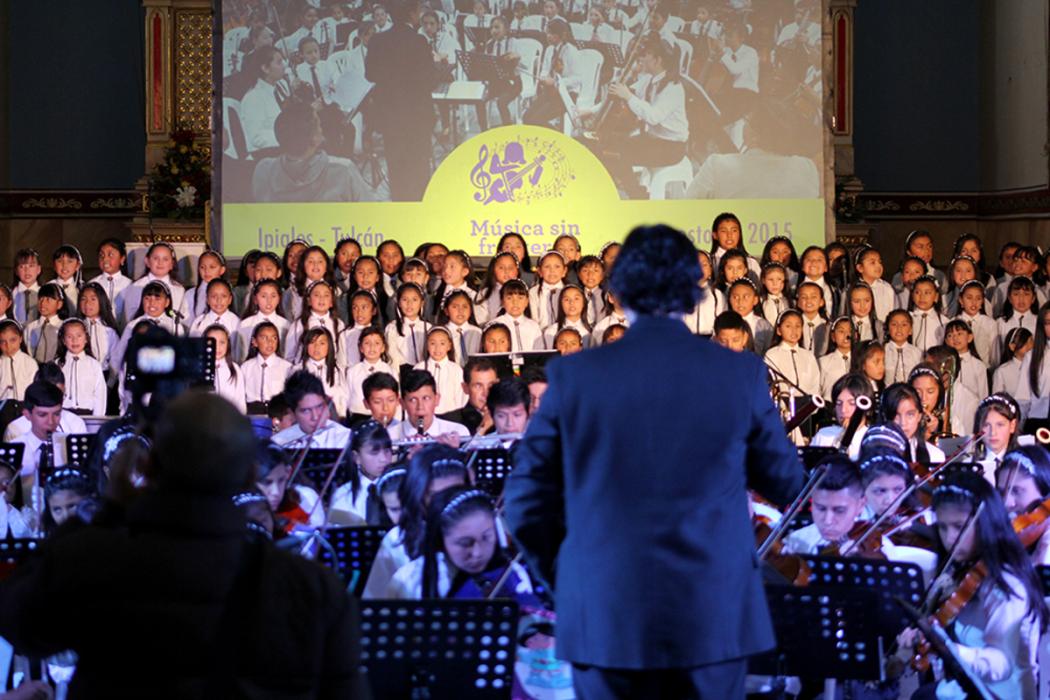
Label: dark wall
xmin=854 ymin=0 xmax=981 ymax=192
xmin=6 ymin=0 xmax=145 ymax=188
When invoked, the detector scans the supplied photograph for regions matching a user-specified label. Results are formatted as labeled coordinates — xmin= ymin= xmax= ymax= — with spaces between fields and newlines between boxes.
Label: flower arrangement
xmin=147 ymin=127 xmax=211 ymax=220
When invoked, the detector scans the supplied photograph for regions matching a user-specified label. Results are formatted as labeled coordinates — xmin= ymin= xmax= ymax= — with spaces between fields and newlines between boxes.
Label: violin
xmin=1011 ymin=495 xmax=1050 ymax=549
xmin=754 ymin=516 xmax=812 ymax=586
xmin=910 ymin=561 xmax=988 ymax=673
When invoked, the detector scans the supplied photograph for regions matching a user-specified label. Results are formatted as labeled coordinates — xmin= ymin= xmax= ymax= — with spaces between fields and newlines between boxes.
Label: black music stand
xmin=291 ymin=448 xmax=354 ymax=492
xmin=359 ymin=599 xmax=519 ymax=700
xmin=579 ymin=40 xmax=624 ymax=68
xmin=319 ymin=525 xmax=387 ymax=595
xmin=800 ymin=555 xmax=925 ymax=642
xmin=336 ymin=20 xmax=358 ymax=49
xmin=468 ymin=448 xmax=513 ymax=498
xmin=467 ymin=353 xmax=515 ymax=379
xmin=463 ymin=26 xmax=492 ymax=49
xmin=797 ymin=446 xmax=837 ymax=471
xmin=751 ymin=584 xmax=883 ymax=698
xmin=0 ymin=538 xmax=40 ymax=580
xmin=0 ymin=443 xmax=25 ymax=473
xmin=458 ymin=50 xmax=516 ymax=83
xmin=64 ymin=434 xmax=96 ymax=468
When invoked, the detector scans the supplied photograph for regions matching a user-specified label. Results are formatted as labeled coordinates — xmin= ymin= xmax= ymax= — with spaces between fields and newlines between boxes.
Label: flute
xmin=391 ymin=432 xmax=524 ymax=449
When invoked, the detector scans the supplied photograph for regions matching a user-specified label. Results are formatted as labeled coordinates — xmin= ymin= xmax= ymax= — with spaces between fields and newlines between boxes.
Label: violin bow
xmin=757 ymin=464 xmax=829 ymax=560
xmin=486 ymin=551 xmax=525 ymax=600
xmin=842 ymin=432 xmax=985 ymax=556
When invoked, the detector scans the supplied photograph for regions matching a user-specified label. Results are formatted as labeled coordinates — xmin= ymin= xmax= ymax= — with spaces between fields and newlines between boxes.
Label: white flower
xmin=173 ymin=185 xmax=197 ymax=208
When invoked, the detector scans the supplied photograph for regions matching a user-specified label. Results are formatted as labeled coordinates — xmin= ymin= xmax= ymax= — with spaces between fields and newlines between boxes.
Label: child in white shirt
xmin=492 ymin=280 xmax=542 ymax=351
xmin=285 ymin=280 xmax=346 ymax=363
xmin=24 ymin=283 xmax=66 ymax=364
xmin=241 ymin=322 xmax=293 ymax=408
xmin=205 ymin=325 xmax=247 ymax=413
xmin=347 ymin=328 xmax=395 ymax=416
xmin=119 ymin=241 xmax=189 ymax=328
xmin=56 ymin=318 xmax=106 ymax=416
xmin=77 ymin=283 xmax=120 ymax=373
xmin=414 ymin=327 xmax=466 ymax=413
xmin=185 ymin=250 xmax=227 ymax=323
xmin=237 ymin=279 xmax=290 ymax=362
xmin=0 ymin=319 xmax=38 ymax=401
xmin=87 ymin=238 xmax=132 ymax=329
xmin=442 ymin=290 xmax=482 ymax=367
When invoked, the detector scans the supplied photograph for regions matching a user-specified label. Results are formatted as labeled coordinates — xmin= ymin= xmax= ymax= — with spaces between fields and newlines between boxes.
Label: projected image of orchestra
xmin=221 ymin=0 xmax=823 ymax=203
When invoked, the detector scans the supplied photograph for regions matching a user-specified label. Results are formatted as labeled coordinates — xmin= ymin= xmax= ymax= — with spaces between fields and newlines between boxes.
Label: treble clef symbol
xmin=470 ymin=145 xmax=491 ymax=203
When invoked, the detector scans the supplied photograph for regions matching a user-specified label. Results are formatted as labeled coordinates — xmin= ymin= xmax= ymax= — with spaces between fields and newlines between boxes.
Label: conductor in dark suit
xmin=503 ymin=224 xmax=805 ymax=699
xmin=365 ymin=0 xmax=438 ymax=201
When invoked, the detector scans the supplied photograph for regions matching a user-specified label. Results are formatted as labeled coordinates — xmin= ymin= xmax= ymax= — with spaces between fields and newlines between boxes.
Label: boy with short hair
xmin=272 ymin=371 xmax=351 ymax=448
xmin=388 ymin=369 xmax=469 ymax=443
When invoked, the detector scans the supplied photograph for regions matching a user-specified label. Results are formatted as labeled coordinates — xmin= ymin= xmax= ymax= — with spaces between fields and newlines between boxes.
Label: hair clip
xmin=502 ymin=278 xmax=529 ymax=293
xmin=305 ymin=279 xmax=333 ymax=295
xmin=397 ymin=281 xmax=426 ymax=298
xmin=860 ymin=425 xmax=907 ymax=451
xmin=599 ymin=241 xmax=620 ymax=258
xmin=859 ymin=454 xmax=909 ymax=473
xmin=45 ymin=467 xmax=88 ymax=484
xmin=144 ymin=279 xmax=172 ymax=297
xmin=440 ymin=489 xmax=491 ymax=517
xmin=232 ymin=490 xmax=267 ymax=507
xmin=540 ymin=249 xmax=566 ymax=264
xmin=730 ymin=277 xmax=758 ymax=291
xmin=908 ymin=366 xmax=939 ymax=383
xmin=774 ymin=308 xmax=801 ymax=326
xmin=374 ymin=467 xmax=406 ymax=491
xmin=403 ymin=257 xmax=429 ymax=269
xmin=978 ymin=393 xmax=1018 ymax=419
xmin=430 ymin=457 xmax=467 ymax=471
xmin=933 ymin=483 xmax=977 ymax=502
xmin=148 ymin=241 xmax=178 ymax=258
xmin=203 ymin=249 xmax=227 ymax=267
xmin=1002 ymin=451 xmax=1038 ymax=477
xmin=958 ymin=279 xmax=985 ymax=294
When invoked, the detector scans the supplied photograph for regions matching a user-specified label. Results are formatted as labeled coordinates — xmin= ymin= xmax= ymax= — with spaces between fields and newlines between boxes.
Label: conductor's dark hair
xmin=275 ymin=102 xmax=318 ymax=156
xmin=362 ymin=371 xmax=399 ymax=400
xmin=815 ymin=455 xmax=862 ymax=496
xmin=487 ymin=377 xmax=530 ymax=415
xmin=23 ymin=380 xmax=63 ymax=410
xmin=609 ymin=224 xmax=702 ymax=315
xmin=401 ymin=368 xmax=436 ymax=396
xmin=34 ymin=362 xmax=66 ymax=388
xmin=283 ymin=369 xmax=327 ymax=410
xmin=389 ymin=0 xmax=421 ymax=23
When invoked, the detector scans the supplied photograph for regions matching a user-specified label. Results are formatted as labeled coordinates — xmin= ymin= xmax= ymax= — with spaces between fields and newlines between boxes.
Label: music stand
xmin=359 ymin=599 xmax=519 ymax=700
xmin=463 ymin=26 xmax=492 ymax=49
xmin=800 ymin=555 xmax=925 ymax=642
xmin=468 ymin=448 xmax=513 ymax=498
xmin=291 ymin=448 xmax=353 ymax=493
xmin=797 ymin=446 xmax=837 ymax=471
xmin=579 ymin=39 xmax=624 ymax=68
xmin=458 ymin=50 xmax=517 ymax=83
xmin=0 ymin=443 xmax=25 ymax=473
xmin=0 ymin=538 xmax=40 ymax=581
xmin=319 ymin=525 xmax=388 ymax=595
xmin=751 ymin=584 xmax=883 ymax=697
xmin=64 ymin=434 xmax=96 ymax=468
xmin=467 ymin=353 xmax=515 ymax=379
xmin=517 ymin=350 xmax=557 ymax=374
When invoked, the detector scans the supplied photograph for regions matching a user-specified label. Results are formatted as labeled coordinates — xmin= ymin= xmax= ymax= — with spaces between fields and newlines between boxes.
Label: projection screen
xmin=217 ymin=0 xmax=824 ymax=257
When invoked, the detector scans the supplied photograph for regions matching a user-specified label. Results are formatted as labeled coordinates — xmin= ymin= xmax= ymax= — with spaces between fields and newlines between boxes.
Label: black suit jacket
xmin=364 ymin=22 xmax=436 ymax=130
xmin=504 ymin=315 xmax=804 ymax=669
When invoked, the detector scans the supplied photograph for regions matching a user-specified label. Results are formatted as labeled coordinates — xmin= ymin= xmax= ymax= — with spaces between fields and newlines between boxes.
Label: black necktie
xmin=70 ymin=356 xmax=80 ymax=406
xmin=790 ymin=349 xmax=799 ymax=386
xmin=806 ymin=323 xmax=815 ymax=351
xmin=308 ymin=65 xmax=321 ymax=99
xmin=896 ymin=347 xmax=905 ymax=382
xmin=458 ymin=329 xmax=467 ymax=364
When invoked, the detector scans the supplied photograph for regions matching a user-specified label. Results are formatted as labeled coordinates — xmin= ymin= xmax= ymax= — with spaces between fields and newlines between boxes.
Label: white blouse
xmin=61 ymin=352 xmax=107 ymax=416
